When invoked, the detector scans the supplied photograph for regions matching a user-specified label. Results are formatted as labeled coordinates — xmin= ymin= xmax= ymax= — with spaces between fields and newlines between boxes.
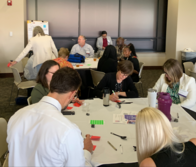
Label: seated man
xmin=95 ymin=60 xmax=139 ymax=101
xmin=7 ymin=67 xmax=93 ymax=166
xmin=96 ymin=31 xmax=113 ymax=57
xmin=71 ymin=35 xmax=94 ymax=58
xmin=115 ymin=37 xmax=126 ymax=58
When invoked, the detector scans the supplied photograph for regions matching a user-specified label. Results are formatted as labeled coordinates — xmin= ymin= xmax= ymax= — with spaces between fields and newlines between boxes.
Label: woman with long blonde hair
xmin=136 ymin=107 xmax=196 ymax=167
xmin=153 ymin=59 xmax=196 ymax=108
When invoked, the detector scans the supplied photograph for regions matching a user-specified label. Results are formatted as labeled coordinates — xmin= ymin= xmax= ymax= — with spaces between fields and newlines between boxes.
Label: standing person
xmin=96 ymin=31 xmax=113 ymax=57
xmin=9 ymin=26 xmax=58 ymax=76
xmin=95 ymin=60 xmax=138 ymax=101
xmin=122 ymin=45 xmax=140 ymax=82
xmin=7 ymin=67 xmax=93 ymax=166
xmin=115 ymin=37 xmax=126 ymax=58
xmin=97 ymin=45 xmax=118 ymax=73
xmin=54 ymin=47 xmax=73 ymax=69
xmin=136 ymin=107 xmax=196 ymax=167
xmin=70 ymin=35 xmax=94 ymax=57
xmin=153 ymin=59 xmax=196 ymax=108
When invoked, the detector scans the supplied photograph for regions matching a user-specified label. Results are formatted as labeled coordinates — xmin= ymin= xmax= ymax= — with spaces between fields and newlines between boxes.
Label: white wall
xmin=165 ymin=0 xmax=196 ymax=61
xmin=0 ymin=0 xmax=25 ymax=73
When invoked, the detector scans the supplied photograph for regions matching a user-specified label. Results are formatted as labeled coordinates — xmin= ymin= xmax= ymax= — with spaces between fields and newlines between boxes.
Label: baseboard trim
xmin=143 ymin=66 xmax=162 ymax=70
xmin=0 ymin=73 xmax=23 ymax=78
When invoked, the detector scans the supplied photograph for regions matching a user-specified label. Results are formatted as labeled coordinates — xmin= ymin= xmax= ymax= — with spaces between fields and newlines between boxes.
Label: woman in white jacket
xmin=10 ymin=26 xmax=58 ymax=76
xmin=153 ymin=59 xmax=196 ymax=108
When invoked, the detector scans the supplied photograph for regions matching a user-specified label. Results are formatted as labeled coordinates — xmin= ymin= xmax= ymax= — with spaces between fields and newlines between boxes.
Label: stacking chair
xmin=9 ymin=67 xmax=37 ymax=105
xmin=0 ymin=118 xmax=8 ymax=167
xmin=88 ymin=69 xmax=105 ymax=98
xmin=27 ymin=96 xmax=32 ymax=105
xmin=134 ymin=62 xmax=144 ymax=97
xmin=188 ymin=69 xmax=196 ymax=80
xmin=183 ymin=62 xmax=193 ymax=76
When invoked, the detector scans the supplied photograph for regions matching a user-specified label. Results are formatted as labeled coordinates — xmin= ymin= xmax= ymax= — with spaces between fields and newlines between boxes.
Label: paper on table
xmin=113 ymin=112 xmax=137 ymax=124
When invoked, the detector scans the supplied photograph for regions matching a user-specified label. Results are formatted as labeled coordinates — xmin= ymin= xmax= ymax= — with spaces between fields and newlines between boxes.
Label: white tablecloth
xmin=65 ymin=98 xmax=196 ymax=166
xmin=72 ymin=58 xmax=98 ymax=69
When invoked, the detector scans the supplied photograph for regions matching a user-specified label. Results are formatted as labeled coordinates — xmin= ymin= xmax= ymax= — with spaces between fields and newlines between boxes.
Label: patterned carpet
xmin=0 ymin=69 xmax=163 ymax=122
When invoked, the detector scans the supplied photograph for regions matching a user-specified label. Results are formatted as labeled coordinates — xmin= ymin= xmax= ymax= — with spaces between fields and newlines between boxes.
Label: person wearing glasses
xmin=153 ymin=59 xmax=196 ymax=108
xmin=95 ymin=60 xmax=138 ymax=102
xmin=31 ymin=60 xmax=82 ymax=104
xmin=7 ymin=67 xmax=94 ymax=166
xmin=136 ymin=107 xmax=196 ymax=167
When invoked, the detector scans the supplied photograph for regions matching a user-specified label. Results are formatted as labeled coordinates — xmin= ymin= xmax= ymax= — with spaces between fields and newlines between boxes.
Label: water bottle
xmin=148 ymin=88 xmax=157 ymax=108
xmin=157 ymin=92 xmax=172 ymax=121
xmin=103 ymin=87 xmax=110 ymax=107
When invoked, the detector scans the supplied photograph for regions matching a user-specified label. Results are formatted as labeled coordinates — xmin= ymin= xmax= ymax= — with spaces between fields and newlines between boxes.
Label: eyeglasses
xmin=120 ymin=71 xmax=129 ymax=77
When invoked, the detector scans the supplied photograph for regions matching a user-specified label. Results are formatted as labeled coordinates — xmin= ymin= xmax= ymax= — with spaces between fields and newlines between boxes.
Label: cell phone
xmin=61 ymin=111 xmax=75 ymax=115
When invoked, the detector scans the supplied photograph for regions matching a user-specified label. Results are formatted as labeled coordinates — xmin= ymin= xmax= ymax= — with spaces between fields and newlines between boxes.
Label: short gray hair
xmin=79 ymin=35 xmax=86 ymax=40
xmin=33 ymin=26 xmax=45 ymax=37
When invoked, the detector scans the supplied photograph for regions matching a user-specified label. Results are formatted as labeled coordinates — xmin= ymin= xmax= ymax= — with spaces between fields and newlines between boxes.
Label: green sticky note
xmin=90 ymin=120 xmax=104 ymax=125
xmin=87 ymin=64 xmax=91 ymax=66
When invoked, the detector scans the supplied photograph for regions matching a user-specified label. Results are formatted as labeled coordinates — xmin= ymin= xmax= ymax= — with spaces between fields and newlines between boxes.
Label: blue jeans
xmin=35 ymin=63 xmax=43 ymax=77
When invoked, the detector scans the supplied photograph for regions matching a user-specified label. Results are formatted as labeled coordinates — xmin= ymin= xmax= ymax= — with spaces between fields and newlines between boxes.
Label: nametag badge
xmin=107 ymin=40 xmax=110 ymax=43
xmin=178 ymin=89 xmax=188 ymax=97
xmin=86 ymin=50 xmax=90 ymax=55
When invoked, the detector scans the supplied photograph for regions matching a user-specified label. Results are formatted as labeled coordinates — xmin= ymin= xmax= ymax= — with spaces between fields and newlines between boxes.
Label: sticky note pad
xmin=87 ymin=64 xmax=91 ymax=66
xmin=91 ymin=136 xmax=101 ymax=140
xmin=93 ymin=145 xmax=96 ymax=151
xmin=73 ymin=102 xmax=81 ymax=107
xmin=90 ymin=120 xmax=104 ymax=125
xmin=66 ymin=106 xmax=73 ymax=110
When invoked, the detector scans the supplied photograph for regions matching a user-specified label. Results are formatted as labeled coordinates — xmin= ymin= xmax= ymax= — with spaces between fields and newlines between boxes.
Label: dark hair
xmin=101 ymin=31 xmax=107 ymax=35
xmin=127 ymin=43 xmax=137 ymax=57
xmin=117 ymin=60 xmax=134 ymax=75
xmin=102 ymin=45 xmax=117 ymax=61
xmin=50 ymin=67 xmax=82 ymax=94
xmin=36 ymin=60 xmax=60 ymax=88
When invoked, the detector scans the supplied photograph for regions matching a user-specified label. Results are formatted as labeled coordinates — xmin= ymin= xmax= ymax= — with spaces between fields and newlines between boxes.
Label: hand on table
xmin=109 ymin=94 xmax=119 ymax=102
xmin=84 ymin=134 xmax=93 ymax=153
xmin=9 ymin=61 xmax=17 ymax=67
xmin=102 ymin=47 xmax=105 ymax=50
xmin=72 ymin=98 xmax=84 ymax=104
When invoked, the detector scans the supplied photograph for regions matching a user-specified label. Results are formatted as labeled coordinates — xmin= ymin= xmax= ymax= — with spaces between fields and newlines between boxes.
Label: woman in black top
xmin=97 ymin=45 xmax=117 ymax=73
xmin=136 ymin=107 xmax=196 ymax=167
xmin=122 ymin=44 xmax=140 ymax=82
xmin=95 ymin=60 xmax=138 ymax=102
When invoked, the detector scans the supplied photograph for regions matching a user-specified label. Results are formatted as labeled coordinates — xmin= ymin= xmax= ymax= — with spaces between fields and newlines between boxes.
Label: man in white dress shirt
xmin=7 ymin=67 xmax=93 ymax=166
xmin=71 ymin=35 xmax=94 ymax=57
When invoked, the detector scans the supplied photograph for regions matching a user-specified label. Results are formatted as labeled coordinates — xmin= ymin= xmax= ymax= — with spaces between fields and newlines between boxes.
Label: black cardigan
xmin=95 ymin=72 xmax=139 ymax=98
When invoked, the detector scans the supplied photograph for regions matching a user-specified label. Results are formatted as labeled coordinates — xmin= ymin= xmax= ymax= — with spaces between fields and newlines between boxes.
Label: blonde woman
xmin=54 ymin=47 xmax=73 ymax=69
xmin=153 ymin=59 xmax=196 ymax=108
xmin=10 ymin=26 xmax=58 ymax=76
xmin=136 ymin=107 xmax=196 ymax=167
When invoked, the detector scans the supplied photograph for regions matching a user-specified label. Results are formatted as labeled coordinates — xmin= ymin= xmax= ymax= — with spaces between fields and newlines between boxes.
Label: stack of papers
xmin=113 ymin=113 xmax=136 ymax=124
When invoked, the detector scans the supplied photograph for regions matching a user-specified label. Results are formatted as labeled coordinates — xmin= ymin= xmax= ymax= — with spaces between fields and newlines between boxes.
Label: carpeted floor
xmin=0 ymin=69 xmax=163 ymax=122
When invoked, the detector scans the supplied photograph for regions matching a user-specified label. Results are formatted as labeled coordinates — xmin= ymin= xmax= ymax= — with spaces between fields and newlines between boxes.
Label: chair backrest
xmin=90 ymin=69 xmax=105 ymax=86
xmin=10 ymin=67 xmax=22 ymax=85
xmin=2 ymin=153 xmax=9 ymax=167
xmin=188 ymin=69 xmax=196 ymax=80
xmin=0 ymin=118 xmax=8 ymax=158
xmin=138 ymin=62 xmax=144 ymax=79
xmin=27 ymin=96 xmax=32 ymax=105
xmin=183 ymin=62 xmax=193 ymax=76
